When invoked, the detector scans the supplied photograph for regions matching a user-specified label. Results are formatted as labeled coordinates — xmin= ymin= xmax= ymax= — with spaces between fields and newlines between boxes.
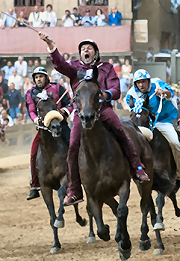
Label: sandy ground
xmin=1 ymin=155 xmax=180 ymax=261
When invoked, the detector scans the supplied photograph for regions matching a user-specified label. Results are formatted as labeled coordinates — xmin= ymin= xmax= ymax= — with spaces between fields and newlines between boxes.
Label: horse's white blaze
xmin=138 ymin=126 xmax=153 ymax=141
xmin=44 ymin=110 xmax=64 ymax=127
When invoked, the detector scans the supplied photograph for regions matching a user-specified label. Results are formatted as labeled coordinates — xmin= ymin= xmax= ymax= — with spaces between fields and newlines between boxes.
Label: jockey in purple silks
xmin=26 ymin=67 xmax=72 ymax=200
xmin=39 ymin=32 xmax=150 ymax=206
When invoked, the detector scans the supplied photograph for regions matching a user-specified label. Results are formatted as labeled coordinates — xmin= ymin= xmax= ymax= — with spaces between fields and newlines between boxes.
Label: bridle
xmin=36 ymin=98 xmax=52 ymax=133
xmin=75 ymin=78 xmax=104 ymax=123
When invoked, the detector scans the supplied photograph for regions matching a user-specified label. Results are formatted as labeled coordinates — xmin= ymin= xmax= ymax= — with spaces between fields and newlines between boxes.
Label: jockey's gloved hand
xmin=58 ymin=108 xmax=69 ymax=118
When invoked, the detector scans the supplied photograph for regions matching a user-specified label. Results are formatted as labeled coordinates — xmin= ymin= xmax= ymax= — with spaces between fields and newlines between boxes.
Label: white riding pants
xmin=155 ymin=122 xmax=180 ymax=179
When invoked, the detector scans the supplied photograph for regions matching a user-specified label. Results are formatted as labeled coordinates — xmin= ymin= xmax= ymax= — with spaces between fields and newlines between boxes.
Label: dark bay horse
xmin=75 ymin=67 xmax=162 ymax=259
xmin=35 ymin=94 xmax=86 ymax=254
xmin=130 ymin=96 xmax=180 ymax=252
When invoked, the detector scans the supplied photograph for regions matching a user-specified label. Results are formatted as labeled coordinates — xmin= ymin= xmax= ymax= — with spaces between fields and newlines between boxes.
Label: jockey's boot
xmin=132 ymin=163 xmax=150 ymax=183
xmin=63 ymin=153 xmax=84 ymax=207
xmin=27 ymin=189 xmax=40 ymax=200
xmin=27 ymin=154 xmax=41 ymax=200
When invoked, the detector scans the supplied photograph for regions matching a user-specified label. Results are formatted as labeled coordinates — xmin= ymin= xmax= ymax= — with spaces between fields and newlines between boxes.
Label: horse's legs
xmin=73 ymin=203 xmax=87 ymax=226
xmin=149 ymin=195 xmax=164 ymax=255
xmin=153 ymin=193 xmax=165 ymax=231
xmin=117 ymin=180 xmax=131 ymax=260
xmin=86 ymin=200 xmax=96 ymax=243
xmin=41 ymin=185 xmax=60 ymax=253
xmin=168 ymin=181 xmax=180 ymax=217
xmin=88 ymin=197 xmax=110 ymax=242
xmin=54 ymin=179 xmax=67 ymax=228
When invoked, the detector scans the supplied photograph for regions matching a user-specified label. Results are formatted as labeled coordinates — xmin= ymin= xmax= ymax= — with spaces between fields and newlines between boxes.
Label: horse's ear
xmin=129 ymin=96 xmax=134 ymax=108
xmin=93 ymin=65 xmax=99 ymax=81
xmin=143 ymin=95 xmax=149 ymax=108
xmin=77 ymin=70 xmax=85 ymax=81
xmin=48 ymin=92 xmax=54 ymax=99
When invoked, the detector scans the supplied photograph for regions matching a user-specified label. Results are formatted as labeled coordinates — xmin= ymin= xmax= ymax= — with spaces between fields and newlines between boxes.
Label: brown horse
xmin=130 ymin=96 xmax=179 ymax=253
xmin=35 ymin=94 xmax=86 ymax=254
xmin=75 ymin=67 xmax=162 ymax=259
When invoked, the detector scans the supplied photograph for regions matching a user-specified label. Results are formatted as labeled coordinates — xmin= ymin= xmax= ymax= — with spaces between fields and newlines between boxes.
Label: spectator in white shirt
xmin=28 ymin=5 xmax=43 ymax=27
xmin=42 ymin=4 xmax=57 ymax=27
xmin=8 ymin=69 xmax=23 ymax=92
xmin=146 ymin=47 xmax=154 ymax=63
xmin=0 ymin=109 xmax=14 ymax=127
xmin=14 ymin=56 xmax=27 ymax=77
xmin=62 ymin=10 xmax=75 ymax=27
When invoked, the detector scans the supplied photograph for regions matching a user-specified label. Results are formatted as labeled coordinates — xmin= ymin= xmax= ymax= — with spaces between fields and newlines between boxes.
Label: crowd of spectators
xmin=0 ymin=55 xmax=73 ymax=128
xmin=0 ymin=5 xmax=122 ymax=28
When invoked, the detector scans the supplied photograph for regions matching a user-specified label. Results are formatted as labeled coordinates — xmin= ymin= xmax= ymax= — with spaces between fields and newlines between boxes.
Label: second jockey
xmin=26 ymin=67 xmax=72 ymax=200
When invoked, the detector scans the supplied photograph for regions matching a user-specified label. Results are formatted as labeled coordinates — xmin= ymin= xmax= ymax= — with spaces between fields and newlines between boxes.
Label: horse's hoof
xmin=78 ymin=218 xmax=87 ymax=227
xmin=54 ymin=219 xmax=65 ymax=228
xmin=153 ymin=248 xmax=164 ymax=255
xmin=97 ymin=224 xmax=110 ymax=241
xmin=153 ymin=222 xmax=165 ymax=231
xmin=87 ymin=236 xmax=96 ymax=243
xmin=118 ymin=241 xmax=131 ymax=260
xmin=50 ymin=246 xmax=60 ymax=254
xmin=139 ymin=239 xmax=151 ymax=251
xmin=175 ymin=208 xmax=180 ymax=217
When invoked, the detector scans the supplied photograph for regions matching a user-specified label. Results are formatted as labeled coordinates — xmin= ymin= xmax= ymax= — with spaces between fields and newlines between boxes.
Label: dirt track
xmin=1 ymin=155 xmax=180 ymax=261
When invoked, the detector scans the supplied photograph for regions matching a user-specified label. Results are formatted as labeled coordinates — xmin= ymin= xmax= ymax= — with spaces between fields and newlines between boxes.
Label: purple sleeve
xmin=50 ymin=49 xmax=77 ymax=79
xmin=106 ymin=65 xmax=121 ymax=100
xmin=26 ymin=90 xmax=37 ymax=121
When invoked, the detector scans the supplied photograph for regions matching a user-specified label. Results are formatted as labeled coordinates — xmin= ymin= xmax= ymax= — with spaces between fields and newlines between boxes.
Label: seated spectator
xmin=27 ymin=60 xmax=35 ymax=79
xmin=14 ymin=113 xmax=25 ymax=125
xmin=34 ymin=59 xmax=40 ymax=69
xmin=0 ymin=72 xmax=8 ymax=97
xmin=7 ymin=82 xmax=22 ymax=121
xmin=0 ymin=109 xmax=14 ymax=126
xmin=146 ymin=47 xmax=154 ymax=63
xmin=2 ymin=97 xmax=10 ymax=114
xmin=16 ymin=11 xmax=28 ymax=27
xmin=28 ymin=5 xmax=43 ymax=27
xmin=2 ymin=118 xmax=9 ymax=128
xmin=8 ymin=69 xmax=23 ymax=93
xmin=79 ymin=0 xmax=88 ymax=6
xmin=14 ymin=56 xmax=27 ymax=78
xmin=122 ymin=58 xmax=132 ymax=78
xmin=63 ymin=53 xmax=71 ymax=63
xmin=23 ymin=77 xmax=33 ymax=96
xmin=51 ymin=68 xmax=62 ymax=83
xmin=42 ymin=4 xmax=57 ymax=28
xmin=72 ymin=7 xmax=82 ymax=26
xmin=114 ymin=61 xmax=122 ymax=75
xmin=62 ymin=10 xmax=75 ymax=27
xmin=94 ymin=8 xmax=106 ymax=26
xmin=80 ymin=9 xmax=94 ymax=26
xmin=0 ymin=101 xmax=4 ymax=113
xmin=2 ymin=9 xmax=16 ymax=29
xmin=108 ymin=7 xmax=122 ymax=26
xmin=1 ymin=61 xmax=15 ymax=82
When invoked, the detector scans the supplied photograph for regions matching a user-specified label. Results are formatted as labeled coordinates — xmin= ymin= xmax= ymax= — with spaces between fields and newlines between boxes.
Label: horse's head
xmin=130 ymin=96 xmax=151 ymax=128
xmin=75 ymin=66 xmax=102 ymax=129
xmin=35 ymin=92 xmax=64 ymax=137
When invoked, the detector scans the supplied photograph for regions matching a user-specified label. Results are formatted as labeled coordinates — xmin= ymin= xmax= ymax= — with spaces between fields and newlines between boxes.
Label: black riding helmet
xmin=78 ymin=39 xmax=100 ymax=63
xmin=32 ymin=67 xmax=50 ymax=85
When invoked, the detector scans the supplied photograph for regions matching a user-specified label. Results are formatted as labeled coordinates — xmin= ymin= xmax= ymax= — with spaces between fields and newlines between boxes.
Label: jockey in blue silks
xmin=126 ymin=69 xmax=180 ymax=178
